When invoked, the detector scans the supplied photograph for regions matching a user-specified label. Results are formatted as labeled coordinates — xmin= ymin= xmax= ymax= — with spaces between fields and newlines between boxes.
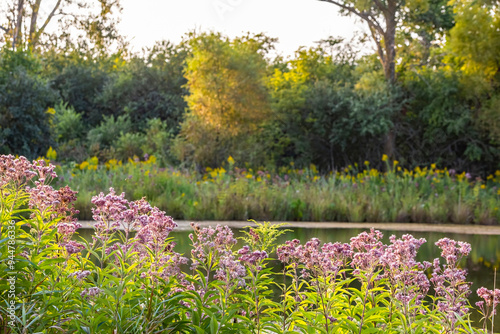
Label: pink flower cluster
xmin=28 ymin=184 xmax=81 ymax=239
xmin=431 ymin=238 xmax=472 ymax=322
xmin=238 ymin=246 xmax=267 ymax=268
xmin=1 ymin=156 xmax=83 ymax=253
xmin=69 ymin=270 xmax=91 ymax=280
xmin=476 ymin=287 xmax=500 ymax=316
xmin=277 ymin=238 xmax=352 ymax=278
xmin=91 ymin=188 xmax=186 ymax=282
xmin=91 ymin=188 xmax=138 ymax=238
xmin=81 ymin=287 xmax=102 ymax=299
xmin=189 ymin=223 xmax=245 ymax=286
xmin=0 ymin=155 xmax=37 ymax=187
xmin=135 ymin=207 xmax=177 ymax=254
xmin=435 ymin=237 xmax=471 ymax=265
xmin=380 ymin=234 xmax=430 ymax=304
xmin=350 ymin=228 xmax=385 ymax=273
xmin=189 ymin=223 xmax=237 ymax=268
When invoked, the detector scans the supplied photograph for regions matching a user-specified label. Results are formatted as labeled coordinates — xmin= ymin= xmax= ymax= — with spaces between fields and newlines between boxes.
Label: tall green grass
xmin=55 ymin=156 xmax=500 ymax=224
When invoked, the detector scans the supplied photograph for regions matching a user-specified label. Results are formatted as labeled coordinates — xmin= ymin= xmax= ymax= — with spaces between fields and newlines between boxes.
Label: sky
xmin=118 ymin=0 xmax=369 ymax=58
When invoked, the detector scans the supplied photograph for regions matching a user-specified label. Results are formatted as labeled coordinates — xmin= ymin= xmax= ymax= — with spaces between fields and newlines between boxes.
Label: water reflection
xmin=76 ymin=226 xmax=500 ymax=327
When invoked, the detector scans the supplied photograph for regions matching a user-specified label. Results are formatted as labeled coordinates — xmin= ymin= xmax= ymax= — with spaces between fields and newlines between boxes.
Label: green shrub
xmin=0 ymin=49 xmax=56 ymax=158
xmin=53 ymin=101 xmax=84 ymax=142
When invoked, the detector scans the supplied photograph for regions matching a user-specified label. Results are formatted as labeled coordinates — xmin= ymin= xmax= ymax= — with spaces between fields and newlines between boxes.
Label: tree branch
xmin=29 ymin=0 xmax=42 ymax=43
xmin=0 ymin=26 xmax=9 ymax=33
xmin=372 ymin=0 xmax=388 ymax=15
xmin=32 ymin=0 xmax=62 ymax=46
xmin=318 ymin=0 xmax=385 ymax=35
xmin=368 ymin=24 xmax=386 ymax=69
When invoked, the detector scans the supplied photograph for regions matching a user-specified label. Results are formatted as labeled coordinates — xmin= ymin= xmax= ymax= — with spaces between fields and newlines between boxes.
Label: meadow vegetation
xmin=51 ymin=153 xmax=500 ymax=225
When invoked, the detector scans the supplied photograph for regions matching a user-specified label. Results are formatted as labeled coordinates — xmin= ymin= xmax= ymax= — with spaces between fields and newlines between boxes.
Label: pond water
xmin=76 ymin=224 xmax=500 ymax=328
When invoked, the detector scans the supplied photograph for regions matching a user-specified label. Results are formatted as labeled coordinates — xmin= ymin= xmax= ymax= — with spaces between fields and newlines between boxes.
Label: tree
xmin=97 ymin=41 xmax=188 ymax=132
xmin=318 ymin=0 xmax=454 ymax=159
xmin=445 ymin=0 xmax=500 ymax=148
xmin=174 ymin=32 xmax=274 ymax=167
xmin=269 ymin=45 xmax=393 ymax=170
xmin=319 ymin=0 xmax=399 ymax=83
xmin=0 ymin=49 xmax=56 ymax=158
xmin=0 ymin=0 xmax=122 ymax=51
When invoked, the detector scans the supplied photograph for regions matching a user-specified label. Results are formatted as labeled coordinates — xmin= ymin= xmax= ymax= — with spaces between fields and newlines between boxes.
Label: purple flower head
xmin=350 ymin=228 xmax=385 ymax=272
xmin=214 ymin=254 xmax=246 ymax=287
xmin=238 ymin=248 xmax=267 ymax=267
xmin=91 ymin=188 xmax=129 ymax=236
xmin=435 ymin=238 xmax=471 ymax=265
xmin=135 ymin=208 xmax=177 ymax=254
xmin=69 ymin=270 xmax=91 ymax=280
xmin=32 ymin=159 xmax=57 ymax=184
xmin=64 ymin=240 xmax=85 ymax=254
xmin=476 ymin=287 xmax=500 ymax=313
xmin=380 ymin=234 xmax=429 ymax=302
xmin=189 ymin=223 xmax=237 ymax=273
xmin=277 ymin=238 xmax=351 ymax=278
xmin=0 ymin=155 xmax=37 ymax=187
xmin=81 ymin=286 xmax=102 ymax=299
xmin=431 ymin=238 xmax=473 ymax=324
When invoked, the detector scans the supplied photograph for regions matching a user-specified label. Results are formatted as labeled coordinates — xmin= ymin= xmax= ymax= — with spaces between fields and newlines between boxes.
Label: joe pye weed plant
xmin=1 ymin=154 xmax=500 ymax=333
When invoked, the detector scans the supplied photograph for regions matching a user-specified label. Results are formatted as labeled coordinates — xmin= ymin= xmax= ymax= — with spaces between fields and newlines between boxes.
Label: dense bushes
xmin=1 ymin=27 xmax=500 ymax=173
xmin=0 ymin=50 xmax=56 ymax=159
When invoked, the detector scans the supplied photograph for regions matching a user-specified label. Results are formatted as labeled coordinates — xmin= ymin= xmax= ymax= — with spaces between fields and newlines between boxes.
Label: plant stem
xmin=358 ymin=273 xmax=373 ymax=334
xmin=315 ymin=275 xmax=329 ymax=333
xmin=492 ymin=268 xmax=496 ymax=334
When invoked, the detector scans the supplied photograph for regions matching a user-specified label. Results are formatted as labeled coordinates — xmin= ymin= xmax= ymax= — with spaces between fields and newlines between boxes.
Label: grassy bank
xmin=52 ymin=155 xmax=500 ymax=224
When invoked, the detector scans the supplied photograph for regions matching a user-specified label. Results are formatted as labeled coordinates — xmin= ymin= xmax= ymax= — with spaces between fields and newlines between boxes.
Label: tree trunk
xmin=382 ymin=0 xmax=397 ymax=160
xmin=383 ymin=3 xmax=397 ymax=84
xmin=13 ymin=0 xmax=25 ymax=49
xmin=29 ymin=0 xmax=42 ymax=46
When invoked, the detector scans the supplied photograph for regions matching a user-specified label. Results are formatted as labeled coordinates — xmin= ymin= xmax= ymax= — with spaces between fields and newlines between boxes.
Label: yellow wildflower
xmin=382 ymin=154 xmax=388 ymax=162
xmin=79 ymin=161 xmax=89 ymax=170
xmin=46 ymin=147 xmax=57 ymax=161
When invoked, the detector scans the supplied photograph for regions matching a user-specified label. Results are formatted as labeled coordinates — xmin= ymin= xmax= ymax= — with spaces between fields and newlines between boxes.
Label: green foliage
xmin=2 ymin=156 xmax=499 ymax=332
xmin=269 ymin=47 xmax=394 ymax=170
xmin=0 ymin=49 xmax=55 ymax=158
xmin=175 ymin=32 xmax=273 ymax=167
xmin=58 ymin=157 xmax=500 ymax=225
xmin=400 ymin=67 xmax=498 ymax=171
xmin=141 ymin=118 xmax=176 ymax=165
xmin=98 ymin=41 xmax=187 ymax=132
xmin=114 ymin=132 xmax=146 ymax=161
xmin=53 ymin=101 xmax=84 ymax=142
xmin=87 ymin=114 xmax=132 ymax=156
xmin=50 ymin=59 xmax=112 ymax=127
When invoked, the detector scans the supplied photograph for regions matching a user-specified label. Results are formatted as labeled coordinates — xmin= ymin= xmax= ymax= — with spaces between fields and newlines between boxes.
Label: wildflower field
xmin=55 ymin=154 xmax=500 ymax=224
xmin=1 ymin=154 xmax=500 ymax=333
